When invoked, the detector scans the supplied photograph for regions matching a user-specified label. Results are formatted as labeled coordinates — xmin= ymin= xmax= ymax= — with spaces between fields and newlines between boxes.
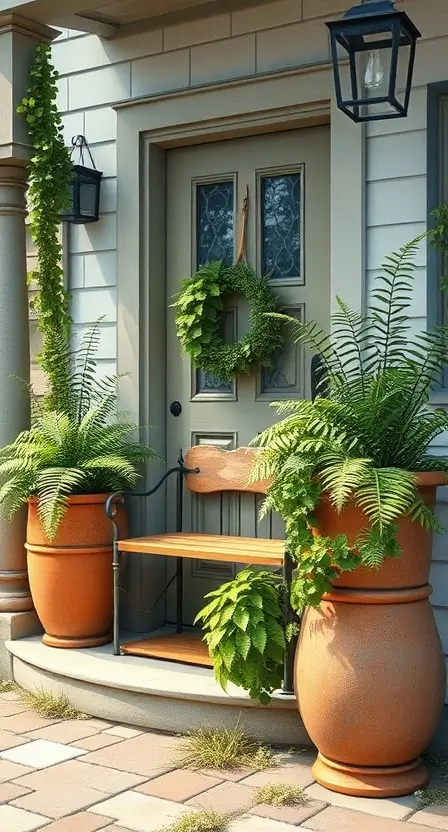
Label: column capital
xmin=0 ymin=14 xmax=60 ymax=165
xmin=0 ymin=13 xmax=57 ymax=41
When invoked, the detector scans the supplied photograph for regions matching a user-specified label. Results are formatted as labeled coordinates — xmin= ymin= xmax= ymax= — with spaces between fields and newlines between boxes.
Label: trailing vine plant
xmin=17 ymin=43 xmax=73 ymax=410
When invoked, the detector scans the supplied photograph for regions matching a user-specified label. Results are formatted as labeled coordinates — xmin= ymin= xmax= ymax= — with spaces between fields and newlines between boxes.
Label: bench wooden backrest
xmin=184 ymin=445 xmax=269 ymax=495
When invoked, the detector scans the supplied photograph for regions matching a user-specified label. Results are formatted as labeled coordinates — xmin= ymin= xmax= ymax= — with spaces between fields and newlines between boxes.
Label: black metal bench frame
xmin=105 ymin=453 xmax=297 ymax=696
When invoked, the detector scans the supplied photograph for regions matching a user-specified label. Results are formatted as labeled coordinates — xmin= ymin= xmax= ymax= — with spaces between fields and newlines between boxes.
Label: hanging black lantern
xmin=326 ymin=0 xmax=421 ymax=123
xmin=61 ymin=135 xmax=103 ymax=224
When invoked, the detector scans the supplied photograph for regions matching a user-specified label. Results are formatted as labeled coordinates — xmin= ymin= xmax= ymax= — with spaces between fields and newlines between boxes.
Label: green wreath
xmin=172 ymin=260 xmax=284 ymax=382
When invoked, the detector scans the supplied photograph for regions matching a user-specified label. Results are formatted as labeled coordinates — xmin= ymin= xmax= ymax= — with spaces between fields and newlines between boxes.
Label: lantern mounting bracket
xmin=70 ymin=134 xmax=97 ymax=170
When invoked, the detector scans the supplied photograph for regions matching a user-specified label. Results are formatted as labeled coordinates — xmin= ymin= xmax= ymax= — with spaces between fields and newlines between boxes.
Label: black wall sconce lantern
xmin=61 ymin=135 xmax=103 ymax=224
xmin=326 ymin=0 xmax=421 ymax=123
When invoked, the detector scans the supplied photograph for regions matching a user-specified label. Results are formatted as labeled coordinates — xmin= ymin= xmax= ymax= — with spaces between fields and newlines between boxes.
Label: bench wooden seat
xmin=117 ymin=533 xmax=284 ymax=566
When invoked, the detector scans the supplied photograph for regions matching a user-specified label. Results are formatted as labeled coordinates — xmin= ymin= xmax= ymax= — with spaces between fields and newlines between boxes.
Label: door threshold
xmin=121 ymin=629 xmax=213 ymax=668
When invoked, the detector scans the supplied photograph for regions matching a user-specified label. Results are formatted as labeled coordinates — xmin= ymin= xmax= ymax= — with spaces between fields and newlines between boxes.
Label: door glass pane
xmin=195 ymin=180 xmax=234 ymax=394
xmin=261 ymin=173 xmax=301 ymax=280
xmin=196 ymin=181 xmax=234 ymax=267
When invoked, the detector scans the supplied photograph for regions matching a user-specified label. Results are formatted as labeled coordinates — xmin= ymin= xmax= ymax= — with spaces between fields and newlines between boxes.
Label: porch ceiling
xmin=0 ymin=0 xmax=268 ymax=38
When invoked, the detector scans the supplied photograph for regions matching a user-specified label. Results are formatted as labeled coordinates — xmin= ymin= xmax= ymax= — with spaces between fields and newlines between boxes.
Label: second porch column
xmin=0 ymin=163 xmax=33 ymax=611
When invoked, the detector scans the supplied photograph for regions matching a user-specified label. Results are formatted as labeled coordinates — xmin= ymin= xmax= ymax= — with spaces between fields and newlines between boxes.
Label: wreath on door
xmin=172 ymin=186 xmax=284 ymax=382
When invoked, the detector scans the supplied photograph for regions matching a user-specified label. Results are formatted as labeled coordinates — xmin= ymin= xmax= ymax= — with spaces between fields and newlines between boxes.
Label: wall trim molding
xmin=114 ymin=60 xmax=335 ymax=113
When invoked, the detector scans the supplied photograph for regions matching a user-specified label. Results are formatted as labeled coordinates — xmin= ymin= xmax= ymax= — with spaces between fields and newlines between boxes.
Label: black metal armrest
xmin=104 ymin=463 xmax=200 ymax=522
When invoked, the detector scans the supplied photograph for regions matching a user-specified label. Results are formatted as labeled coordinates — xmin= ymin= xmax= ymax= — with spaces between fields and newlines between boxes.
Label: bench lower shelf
xmin=121 ymin=631 xmax=213 ymax=668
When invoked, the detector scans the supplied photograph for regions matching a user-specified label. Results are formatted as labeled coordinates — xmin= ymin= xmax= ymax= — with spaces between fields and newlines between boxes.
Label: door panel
xmin=166 ymin=127 xmax=330 ymax=623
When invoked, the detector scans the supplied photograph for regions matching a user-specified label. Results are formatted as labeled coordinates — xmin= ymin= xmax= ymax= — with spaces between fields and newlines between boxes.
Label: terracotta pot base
xmin=42 ymin=632 xmax=112 ymax=649
xmin=313 ymin=753 xmax=429 ymax=798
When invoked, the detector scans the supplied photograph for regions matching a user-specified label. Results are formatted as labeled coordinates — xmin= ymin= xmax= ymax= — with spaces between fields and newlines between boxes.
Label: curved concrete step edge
xmin=6 ymin=637 xmax=308 ymax=744
xmin=6 ymin=637 xmax=294 ymax=707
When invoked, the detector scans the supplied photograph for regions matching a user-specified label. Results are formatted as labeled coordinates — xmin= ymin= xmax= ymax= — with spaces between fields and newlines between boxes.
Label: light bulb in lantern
xmin=364 ymin=49 xmax=384 ymax=89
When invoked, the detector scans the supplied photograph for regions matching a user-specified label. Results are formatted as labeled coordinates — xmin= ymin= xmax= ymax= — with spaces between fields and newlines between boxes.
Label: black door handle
xmin=170 ymin=401 xmax=182 ymax=417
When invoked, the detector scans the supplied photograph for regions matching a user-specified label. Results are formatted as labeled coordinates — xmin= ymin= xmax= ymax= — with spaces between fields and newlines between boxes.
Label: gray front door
xmin=166 ymin=126 xmax=330 ymax=624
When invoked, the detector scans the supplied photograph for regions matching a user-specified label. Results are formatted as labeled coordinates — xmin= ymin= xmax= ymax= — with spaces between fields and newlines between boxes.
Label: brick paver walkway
xmin=0 ymin=689 xmax=447 ymax=831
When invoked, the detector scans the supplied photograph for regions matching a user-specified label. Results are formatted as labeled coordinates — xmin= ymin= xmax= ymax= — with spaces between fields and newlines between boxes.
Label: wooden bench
xmin=106 ymin=445 xmax=296 ymax=694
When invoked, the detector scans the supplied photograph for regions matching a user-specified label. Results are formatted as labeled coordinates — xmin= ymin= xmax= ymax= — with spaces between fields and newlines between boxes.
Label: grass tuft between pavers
xmin=176 ymin=724 xmax=273 ymax=771
xmin=416 ymin=788 xmax=448 ymax=806
xmin=16 ymin=686 xmax=85 ymax=719
xmin=254 ymin=783 xmax=308 ymax=807
xmin=156 ymin=809 xmax=229 ymax=832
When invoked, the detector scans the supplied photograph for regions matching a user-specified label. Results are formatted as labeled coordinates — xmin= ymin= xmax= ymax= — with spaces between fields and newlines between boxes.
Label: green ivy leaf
xmin=220 ymin=638 xmax=236 ymax=670
xmin=250 ymin=624 xmax=267 ymax=655
xmin=233 ymin=607 xmax=250 ymax=631
xmin=207 ymin=629 xmax=226 ymax=650
xmin=235 ymin=629 xmax=251 ymax=659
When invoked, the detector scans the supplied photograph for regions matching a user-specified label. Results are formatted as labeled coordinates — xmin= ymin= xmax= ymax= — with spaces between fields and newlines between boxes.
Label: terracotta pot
xmin=295 ymin=473 xmax=446 ymax=798
xmin=26 ymin=495 xmax=127 ymax=649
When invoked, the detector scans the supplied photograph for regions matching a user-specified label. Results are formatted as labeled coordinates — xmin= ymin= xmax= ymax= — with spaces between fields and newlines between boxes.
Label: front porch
xmin=0 ymin=0 xmax=448 ymax=819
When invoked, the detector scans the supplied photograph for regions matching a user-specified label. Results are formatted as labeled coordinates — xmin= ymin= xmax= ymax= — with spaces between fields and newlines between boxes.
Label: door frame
xmin=113 ymin=62 xmax=365 ymax=628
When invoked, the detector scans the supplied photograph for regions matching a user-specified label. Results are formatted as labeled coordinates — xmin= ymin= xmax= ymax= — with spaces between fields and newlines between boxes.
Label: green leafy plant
xmin=251 ymin=235 xmax=448 ymax=612
xmin=254 ymin=783 xmax=308 ymax=807
xmin=172 ymin=261 xmax=283 ymax=381
xmin=195 ymin=569 xmax=285 ymax=703
xmin=0 ymin=325 xmax=156 ymax=539
xmin=176 ymin=723 xmax=273 ymax=771
xmin=17 ymin=44 xmax=73 ymax=410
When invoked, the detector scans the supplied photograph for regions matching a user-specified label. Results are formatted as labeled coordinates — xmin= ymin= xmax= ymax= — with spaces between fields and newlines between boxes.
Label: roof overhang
xmin=0 ymin=0 xmax=264 ymax=39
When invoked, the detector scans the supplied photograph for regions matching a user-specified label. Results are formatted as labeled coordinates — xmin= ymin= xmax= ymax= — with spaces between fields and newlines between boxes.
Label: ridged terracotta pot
xmin=295 ymin=473 xmax=446 ymax=798
xmin=26 ymin=495 xmax=127 ymax=649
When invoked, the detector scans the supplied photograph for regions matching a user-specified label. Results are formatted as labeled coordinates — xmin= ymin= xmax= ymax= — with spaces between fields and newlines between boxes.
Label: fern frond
xmin=319 ymin=454 xmax=372 ymax=511
xmin=0 ymin=321 xmax=158 ymax=538
xmin=355 ymin=468 xmax=417 ymax=533
xmin=35 ymin=467 xmax=86 ymax=539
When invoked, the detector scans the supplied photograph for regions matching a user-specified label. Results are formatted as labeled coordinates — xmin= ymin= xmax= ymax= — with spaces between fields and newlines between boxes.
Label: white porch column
xmin=0 ymin=163 xmax=32 ymax=611
xmin=0 ymin=15 xmax=56 ymax=615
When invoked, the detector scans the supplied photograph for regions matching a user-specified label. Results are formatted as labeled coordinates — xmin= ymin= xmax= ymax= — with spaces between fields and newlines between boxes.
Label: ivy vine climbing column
xmin=0 ymin=16 xmax=56 ymax=629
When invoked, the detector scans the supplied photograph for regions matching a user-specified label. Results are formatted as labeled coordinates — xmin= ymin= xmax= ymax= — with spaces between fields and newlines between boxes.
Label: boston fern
xmin=0 ymin=325 xmax=156 ymax=540
xmin=195 ymin=569 xmax=285 ymax=704
xmin=252 ymin=235 xmax=448 ymax=612
xmin=197 ymin=234 xmax=448 ymax=704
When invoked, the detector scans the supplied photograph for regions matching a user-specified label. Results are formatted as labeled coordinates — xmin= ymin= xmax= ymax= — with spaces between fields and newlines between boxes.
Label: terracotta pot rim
xmin=28 ymin=493 xmax=118 ymax=506
xmin=414 ymin=471 xmax=448 ymax=487
xmin=323 ymin=585 xmax=432 ymax=605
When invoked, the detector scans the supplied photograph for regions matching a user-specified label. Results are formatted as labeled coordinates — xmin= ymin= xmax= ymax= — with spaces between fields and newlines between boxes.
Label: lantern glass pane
xmin=79 ymin=181 xmax=97 ymax=217
xmin=394 ymin=41 xmax=411 ymax=107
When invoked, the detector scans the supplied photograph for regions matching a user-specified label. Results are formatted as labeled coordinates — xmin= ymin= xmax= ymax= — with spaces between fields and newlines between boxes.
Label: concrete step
xmin=6 ymin=634 xmax=308 ymax=745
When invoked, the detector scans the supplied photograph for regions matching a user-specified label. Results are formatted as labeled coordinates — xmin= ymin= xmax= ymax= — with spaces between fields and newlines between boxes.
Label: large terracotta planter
xmin=26 ymin=495 xmax=127 ymax=649
xmin=296 ymin=473 xmax=446 ymax=798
